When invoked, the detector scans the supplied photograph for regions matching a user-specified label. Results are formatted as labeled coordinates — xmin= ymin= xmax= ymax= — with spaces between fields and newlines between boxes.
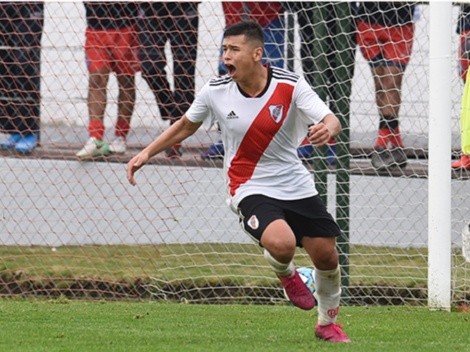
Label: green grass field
xmin=0 ymin=299 xmax=468 ymax=352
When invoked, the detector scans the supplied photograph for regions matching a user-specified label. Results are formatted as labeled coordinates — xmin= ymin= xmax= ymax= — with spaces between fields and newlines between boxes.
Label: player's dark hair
xmin=223 ymin=21 xmax=264 ymax=46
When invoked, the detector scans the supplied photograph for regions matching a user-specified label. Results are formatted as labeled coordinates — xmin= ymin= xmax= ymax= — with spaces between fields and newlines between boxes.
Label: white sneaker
xmin=76 ymin=137 xmax=110 ymax=160
xmin=109 ymin=136 xmax=126 ymax=154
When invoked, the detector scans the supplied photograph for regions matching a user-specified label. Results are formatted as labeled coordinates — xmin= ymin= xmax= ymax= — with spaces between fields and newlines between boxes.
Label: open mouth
xmin=225 ymin=64 xmax=236 ymax=76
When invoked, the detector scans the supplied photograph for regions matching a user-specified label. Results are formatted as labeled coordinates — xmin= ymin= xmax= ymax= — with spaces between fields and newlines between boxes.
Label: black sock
xmin=379 ymin=115 xmax=399 ymax=130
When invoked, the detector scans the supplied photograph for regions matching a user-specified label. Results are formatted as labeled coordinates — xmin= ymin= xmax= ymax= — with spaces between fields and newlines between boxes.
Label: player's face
xmin=222 ymin=34 xmax=262 ymax=81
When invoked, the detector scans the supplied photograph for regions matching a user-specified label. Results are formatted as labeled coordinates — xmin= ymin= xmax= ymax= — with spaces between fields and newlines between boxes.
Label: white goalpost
xmin=428 ymin=1 xmax=453 ymax=311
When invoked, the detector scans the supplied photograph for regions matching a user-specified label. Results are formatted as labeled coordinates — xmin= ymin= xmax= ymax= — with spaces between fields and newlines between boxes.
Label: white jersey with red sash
xmin=186 ymin=66 xmax=333 ymax=208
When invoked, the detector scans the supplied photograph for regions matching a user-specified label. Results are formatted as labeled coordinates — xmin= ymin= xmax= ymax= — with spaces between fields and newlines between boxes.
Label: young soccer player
xmin=201 ymin=1 xmax=286 ymax=160
xmin=127 ymin=21 xmax=350 ymax=343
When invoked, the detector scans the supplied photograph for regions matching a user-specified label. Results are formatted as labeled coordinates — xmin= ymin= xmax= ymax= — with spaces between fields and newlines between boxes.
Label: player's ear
xmin=253 ymin=46 xmax=263 ymax=62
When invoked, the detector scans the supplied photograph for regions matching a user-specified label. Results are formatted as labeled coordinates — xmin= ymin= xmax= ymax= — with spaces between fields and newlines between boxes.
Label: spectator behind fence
xmin=201 ymin=2 xmax=285 ymax=160
xmin=76 ymin=2 xmax=139 ymax=160
xmin=356 ymin=2 xmax=417 ymax=171
xmin=283 ymin=2 xmax=357 ymax=164
xmin=138 ymin=2 xmax=199 ymax=158
xmin=452 ymin=3 xmax=470 ymax=170
xmin=127 ymin=21 xmax=351 ymax=343
xmin=0 ymin=2 xmax=44 ymax=154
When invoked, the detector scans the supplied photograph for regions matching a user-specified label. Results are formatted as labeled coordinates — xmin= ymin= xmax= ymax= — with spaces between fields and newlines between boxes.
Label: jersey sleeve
xmin=185 ymin=82 xmax=214 ymax=126
xmin=294 ymin=77 xmax=333 ymax=125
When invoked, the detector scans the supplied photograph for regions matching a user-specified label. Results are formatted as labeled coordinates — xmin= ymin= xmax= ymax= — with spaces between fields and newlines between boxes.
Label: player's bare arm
xmin=307 ymin=113 xmax=341 ymax=147
xmin=127 ymin=115 xmax=202 ymax=185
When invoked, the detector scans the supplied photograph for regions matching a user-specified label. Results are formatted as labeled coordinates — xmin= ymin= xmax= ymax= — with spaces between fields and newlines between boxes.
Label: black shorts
xmin=237 ymin=194 xmax=342 ymax=247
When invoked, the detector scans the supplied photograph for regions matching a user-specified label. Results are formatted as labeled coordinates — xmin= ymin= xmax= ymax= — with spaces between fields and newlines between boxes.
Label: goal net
xmin=0 ymin=2 xmax=468 ymax=306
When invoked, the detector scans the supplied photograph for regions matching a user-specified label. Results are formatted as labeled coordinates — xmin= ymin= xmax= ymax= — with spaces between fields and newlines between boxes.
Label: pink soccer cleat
xmin=279 ymin=271 xmax=315 ymax=310
xmin=315 ymin=323 xmax=351 ymax=343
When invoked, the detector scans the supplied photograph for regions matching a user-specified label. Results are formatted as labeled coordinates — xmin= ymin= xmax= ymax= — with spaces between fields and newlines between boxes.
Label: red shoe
xmin=451 ymin=155 xmax=470 ymax=169
xmin=279 ymin=271 xmax=315 ymax=310
xmin=375 ymin=127 xmax=404 ymax=149
xmin=315 ymin=323 xmax=351 ymax=343
xmin=375 ymin=128 xmax=392 ymax=149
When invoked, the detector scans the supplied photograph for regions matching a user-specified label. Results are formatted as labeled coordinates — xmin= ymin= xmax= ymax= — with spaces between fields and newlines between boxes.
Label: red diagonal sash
xmin=228 ymin=83 xmax=294 ymax=196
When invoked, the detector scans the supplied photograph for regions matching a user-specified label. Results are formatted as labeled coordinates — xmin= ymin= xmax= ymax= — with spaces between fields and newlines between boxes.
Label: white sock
xmin=263 ymin=249 xmax=295 ymax=277
xmin=314 ymin=266 xmax=341 ymax=325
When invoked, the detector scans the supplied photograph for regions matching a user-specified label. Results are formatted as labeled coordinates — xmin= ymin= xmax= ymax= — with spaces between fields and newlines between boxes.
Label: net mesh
xmin=0 ymin=2 xmax=468 ymax=306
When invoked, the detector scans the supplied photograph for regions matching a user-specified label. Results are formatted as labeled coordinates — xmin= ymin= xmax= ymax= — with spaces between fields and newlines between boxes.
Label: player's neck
xmin=237 ymin=65 xmax=268 ymax=97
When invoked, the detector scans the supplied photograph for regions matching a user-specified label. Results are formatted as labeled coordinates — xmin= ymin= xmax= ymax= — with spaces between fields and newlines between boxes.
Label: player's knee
xmin=313 ymin=246 xmax=339 ymax=271
xmin=261 ymin=235 xmax=296 ymax=262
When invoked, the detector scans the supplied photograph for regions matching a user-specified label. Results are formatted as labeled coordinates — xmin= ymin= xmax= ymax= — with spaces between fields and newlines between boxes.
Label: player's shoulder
xmin=271 ymin=67 xmax=301 ymax=84
xmin=208 ymin=75 xmax=233 ymax=87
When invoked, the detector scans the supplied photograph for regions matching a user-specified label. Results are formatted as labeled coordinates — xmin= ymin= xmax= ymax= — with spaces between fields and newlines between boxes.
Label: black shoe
xmin=166 ymin=144 xmax=182 ymax=158
xmin=201 ymin=141 xmax=224 ymax=160
xmin=371 ymin=147 xmax=407 ymax=170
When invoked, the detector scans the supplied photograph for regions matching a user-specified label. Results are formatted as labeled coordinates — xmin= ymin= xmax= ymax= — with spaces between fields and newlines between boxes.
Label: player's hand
xmin=127 ymin=151 xmax=150 ymax=186
xmin=307 ymin=123 xmax=331 ymax=147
